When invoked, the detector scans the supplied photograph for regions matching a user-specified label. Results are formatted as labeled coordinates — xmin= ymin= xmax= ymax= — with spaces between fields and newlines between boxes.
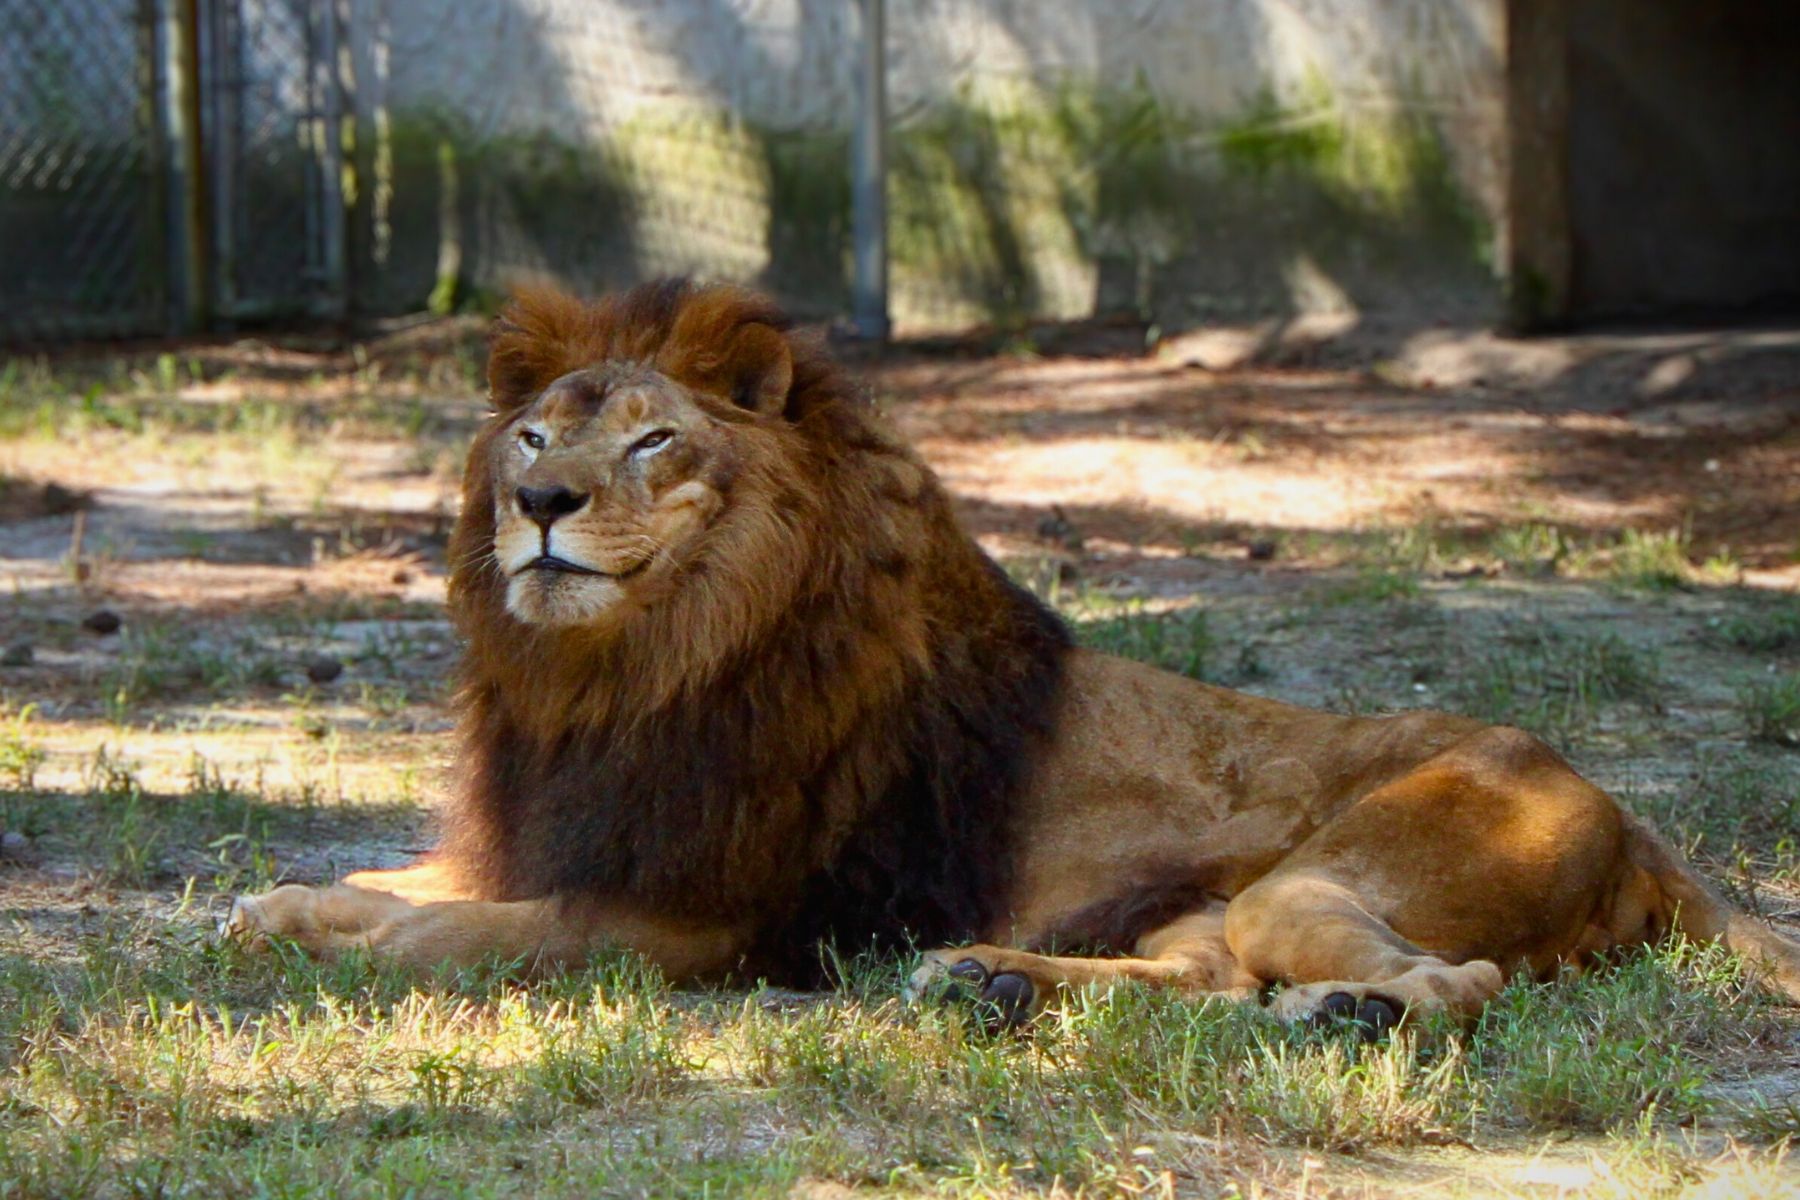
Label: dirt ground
xmin=2 ymin=318 xmax=1799 ymax=1196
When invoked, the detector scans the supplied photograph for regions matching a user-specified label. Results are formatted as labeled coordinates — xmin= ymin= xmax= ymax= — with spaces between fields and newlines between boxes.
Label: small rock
xmin=0 ymin=830 xmax=30 ymax=861
xmin=1036 ymin=504 xmax=1085 ymax=553
xmin=1246 ymin=539 xmax=1278 ymax=562
xmin=305 ymin=654 xmax=344 ymax=684
xmin=0 ymin=641 xmax=33 ymax=667
xmin=81 ymin=609 xmax=122 ymax=635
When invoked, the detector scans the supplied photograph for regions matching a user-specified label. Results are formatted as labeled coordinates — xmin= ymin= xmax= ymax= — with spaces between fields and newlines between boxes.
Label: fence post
xmin=850 ymin=0 xmax=889 ymax=341
xmin=163 ymin=0 xmax=208 ymax=332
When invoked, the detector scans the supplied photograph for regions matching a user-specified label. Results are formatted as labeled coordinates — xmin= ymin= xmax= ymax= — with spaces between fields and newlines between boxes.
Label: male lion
xmin=229 ymin=280 xmax=1800 ymax=1030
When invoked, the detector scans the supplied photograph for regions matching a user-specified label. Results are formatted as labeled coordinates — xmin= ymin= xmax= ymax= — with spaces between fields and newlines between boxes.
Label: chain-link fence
xmin=0 ymin=0 xmax=346 ymax=343
xmin=1 ymin=1 xmax=1510 ymax=345
xmin=0 ymin=0 xmax=167 ymax=342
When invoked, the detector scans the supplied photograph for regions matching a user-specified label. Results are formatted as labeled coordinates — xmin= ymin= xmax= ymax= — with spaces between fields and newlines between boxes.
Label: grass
xmin=1282 ymin=520 xmax=1753 ymax=597
xmin=1471 ymin=940 xmax=1780 ymax=1130
xmin=96 ymin=623 xmax=292 ymax=724
xmin=1075 ymin=603 xmax=1214 ymax=679
xmin=0 ymin=703 xmax=48 ymax=790
xmin=1738 ymin=673 xmax=1800 ymax=748
xmin=0 ymin=918 xmax=1789 ymax=1197
xmin=1715 ymin=597 xmax=1800 ymax=654
xmin=1452 ymin=625 xmax=1661 ymax=744
xmin=1601 ymin=527 xmax=1696 ymax=592
xmin=0 ymin=350 xmax=483 ymax=445
xmin=1627 ymin=752 xmax=1800 ymax=883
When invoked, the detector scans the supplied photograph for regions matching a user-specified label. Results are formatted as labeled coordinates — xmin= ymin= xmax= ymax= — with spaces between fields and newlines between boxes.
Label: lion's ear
xmin=720 ymin=323 xmax=794 ymax=416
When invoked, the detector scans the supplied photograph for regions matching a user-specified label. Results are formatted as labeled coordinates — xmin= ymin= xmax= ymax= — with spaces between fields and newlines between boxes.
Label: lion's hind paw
xmin=1273 ymin=982 xmax=1405 ymax=1041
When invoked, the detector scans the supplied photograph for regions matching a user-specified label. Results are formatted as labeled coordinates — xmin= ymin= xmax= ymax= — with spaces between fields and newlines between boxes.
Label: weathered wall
xmin=1566 ymin=0 xmax=1800 ymax=320
xmin=351 ymin=0 xmax=1507 ymax=332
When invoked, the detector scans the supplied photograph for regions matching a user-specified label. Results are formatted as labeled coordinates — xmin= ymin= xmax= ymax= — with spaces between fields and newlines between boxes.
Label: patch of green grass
xmin=1627 ymin=752 xmax=1800 ymax=880
xmin=98 ymin=622 xmax=292 ymax=723
xmin=0 ymin=702 xmax=47 ymax=790
xmin=1471 ymin=939 xmax=1781 ymax=1130
xmin=1734 ymin=1094 xmax=1800 ymax=1142
xmin=1489 ymin=521 xmax=1568 ymax=575
xmin=1452 ymin=624 xmax=1661 ymax=741
xmin=1319 ymin=565 xmax=1423 ymax=605
xmin=0 ymin=916 xmax=1789 ymax=1199
xmin=1476 ymin=523 xmax=1747 ymax=591
xmin=1599 ymin=527 xmax=1695 ymax=592
xmin=3 ymin=747 xmax=413 ymax=892
xmin=0 ymin=352 xmax=478 ymax=447
xmin=1738 ymin=673 xmax=1800 ymax=747
xmin=1714 ymin=598 xmax=1800 ymax=654
xmin=1075 ymin=604 xmax=1213 ymax=679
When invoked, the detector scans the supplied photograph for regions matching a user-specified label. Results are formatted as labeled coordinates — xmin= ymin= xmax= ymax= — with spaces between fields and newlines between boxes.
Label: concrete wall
xmin=1566 ymin=0 xmax=1800 ymax=320
xmin=351 ymin=0 xmax=1508 ymax=331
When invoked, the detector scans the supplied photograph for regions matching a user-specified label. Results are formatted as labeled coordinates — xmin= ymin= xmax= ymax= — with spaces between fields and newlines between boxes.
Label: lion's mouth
xmin=520 ymin=554 xmax=648 ymax=580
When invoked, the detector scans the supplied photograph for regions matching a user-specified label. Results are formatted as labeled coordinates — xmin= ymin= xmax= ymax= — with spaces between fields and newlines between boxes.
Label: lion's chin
xmin=504 ymin=572 xmax=630 ymax=627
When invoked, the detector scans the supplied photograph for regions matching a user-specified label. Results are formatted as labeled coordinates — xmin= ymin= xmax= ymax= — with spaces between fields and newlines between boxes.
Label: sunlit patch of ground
xmin=2 ymin=326 xmax=1798 ymax=1196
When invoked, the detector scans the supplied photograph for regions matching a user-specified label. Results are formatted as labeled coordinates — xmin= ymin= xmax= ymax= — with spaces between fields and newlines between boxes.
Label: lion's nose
xmin=515 ymin=485 xmax=589 ymax=524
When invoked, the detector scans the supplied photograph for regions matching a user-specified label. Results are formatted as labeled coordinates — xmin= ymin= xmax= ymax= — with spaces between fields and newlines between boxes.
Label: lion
xmin=228 ymin=279 xmax=1800 ymax=1032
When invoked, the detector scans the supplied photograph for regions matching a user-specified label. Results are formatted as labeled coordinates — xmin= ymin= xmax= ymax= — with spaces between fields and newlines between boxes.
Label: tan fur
xmin=228 ymin=282 xmax=1800 ymax=1027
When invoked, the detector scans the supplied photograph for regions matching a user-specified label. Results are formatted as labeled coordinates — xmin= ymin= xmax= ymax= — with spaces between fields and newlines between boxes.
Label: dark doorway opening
xmin=1565 ymin=0 xmax=1800 ymax=323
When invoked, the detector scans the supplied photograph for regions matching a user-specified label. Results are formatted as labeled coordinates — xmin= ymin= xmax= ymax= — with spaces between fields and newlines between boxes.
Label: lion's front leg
xmin=341 ymin=856 xmax=471 ymax=904
xmin=909 ymin=906 xmax=1263 ymax=1030
xmin=224 ymin=884 xmax=748 ymax=979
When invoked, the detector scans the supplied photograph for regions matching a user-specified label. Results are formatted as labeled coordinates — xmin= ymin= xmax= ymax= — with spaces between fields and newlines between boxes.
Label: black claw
xmin=1309 ymin=990 xmax=1401 ymax=1041
xmin=1355 ymin=997 xmax=1400 ymax=1040
xmin=976 ymin=972 xmax=1035 ymax=1032
xmin=948 ymin=958 xmax=990 ymax=985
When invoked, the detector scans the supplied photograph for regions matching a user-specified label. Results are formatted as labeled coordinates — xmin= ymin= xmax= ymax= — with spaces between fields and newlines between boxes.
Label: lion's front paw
xmin=221 ymin=884 xmax=324 ymax=950
xmin=907 ymin=946 xmax=1043 ymax=1031
xmin=220 ymin=883 xmax=408 ymax=958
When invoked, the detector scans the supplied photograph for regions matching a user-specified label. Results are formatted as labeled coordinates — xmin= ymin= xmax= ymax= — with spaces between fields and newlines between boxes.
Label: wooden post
xmin=163 ymin=0 xmax=207 ymax=332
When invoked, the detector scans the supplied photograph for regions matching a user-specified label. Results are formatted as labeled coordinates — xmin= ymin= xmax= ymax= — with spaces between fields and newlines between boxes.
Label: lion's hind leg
xmin=1223 ymin=726 xmax=1623 ymax=1033
xmin=1225 ymin=872 xmax=1506 ymax=1035
xmin=908 ymin=902 xmax=1261 ymax=1030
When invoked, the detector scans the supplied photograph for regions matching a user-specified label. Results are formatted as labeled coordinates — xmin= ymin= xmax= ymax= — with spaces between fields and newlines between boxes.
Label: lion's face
xmin=489 ymin=364 xmax=737 ymax=627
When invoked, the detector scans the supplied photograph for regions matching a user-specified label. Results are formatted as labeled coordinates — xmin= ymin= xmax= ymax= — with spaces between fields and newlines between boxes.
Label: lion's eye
xmin=518 ymin=428 xmax=546 ymax=455
xmin=631 ymin=429 xmax=675 ymax=456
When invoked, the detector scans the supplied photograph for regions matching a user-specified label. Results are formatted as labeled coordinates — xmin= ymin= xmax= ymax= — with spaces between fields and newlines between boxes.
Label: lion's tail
xmin=1622 ymin=813 xmax=1800 ymax=1002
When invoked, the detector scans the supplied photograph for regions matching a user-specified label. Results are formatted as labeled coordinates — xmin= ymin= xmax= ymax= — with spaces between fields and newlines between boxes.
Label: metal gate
xmin=201 ymin=0 xmax=346 ymax=321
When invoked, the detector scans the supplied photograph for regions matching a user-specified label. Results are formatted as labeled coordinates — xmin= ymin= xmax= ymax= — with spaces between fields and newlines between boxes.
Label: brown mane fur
xmin=441 ymin=279 xmax=1070 ymax=982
